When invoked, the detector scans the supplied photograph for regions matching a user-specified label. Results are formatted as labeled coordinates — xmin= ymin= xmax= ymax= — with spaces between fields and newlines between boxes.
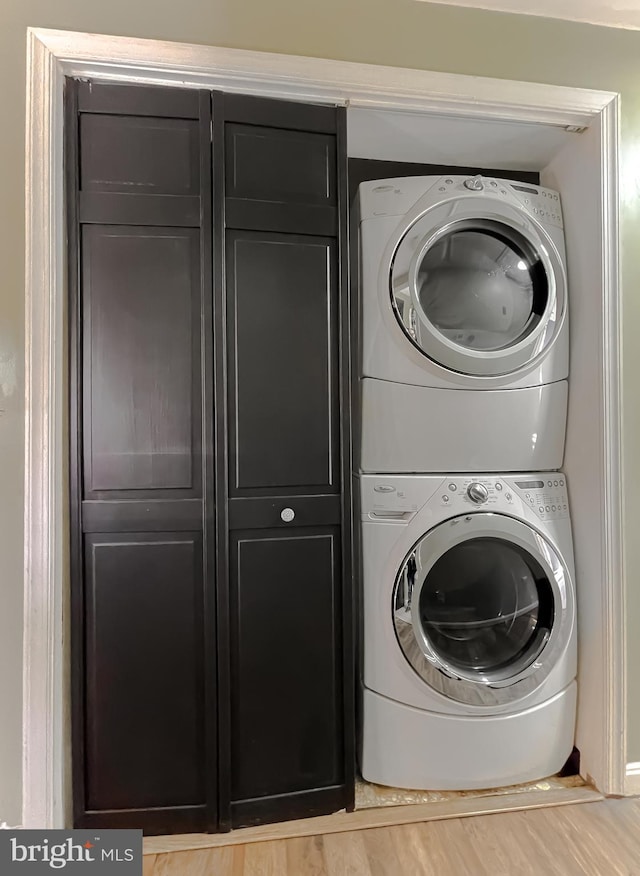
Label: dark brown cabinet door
xmin=68 ymin=81 xmax=216 ymax=835
xmin=221 ymin=94 xmax=353 ymax=829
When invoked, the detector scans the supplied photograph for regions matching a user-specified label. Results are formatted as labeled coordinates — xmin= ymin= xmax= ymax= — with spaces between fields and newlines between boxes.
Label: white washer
xmin=356 ymin=175 xmax=569 ymax=472
xmin=358 ymin=472 xmax=577 ymax=790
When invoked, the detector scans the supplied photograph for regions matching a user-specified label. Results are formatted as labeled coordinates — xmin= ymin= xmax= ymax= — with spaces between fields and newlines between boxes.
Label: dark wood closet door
xmin=68 ymin=82 xmax=354 ymax=837
xmin=68 ymin=80 xmax=216 ymax=835
xmin=220 ymin=94 xmax=354 ymax=829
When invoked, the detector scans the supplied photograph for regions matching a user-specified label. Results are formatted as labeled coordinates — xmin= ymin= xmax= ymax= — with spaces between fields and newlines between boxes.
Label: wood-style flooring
xmin=143 ymin=797 xmax=640 ymax=875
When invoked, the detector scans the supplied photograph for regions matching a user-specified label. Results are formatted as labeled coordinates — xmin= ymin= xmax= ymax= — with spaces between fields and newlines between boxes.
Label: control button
xmin=501 ymin=189 xmax=507 ymax=194
xmin=467 ymin=482 xmax=489 ymax=504
xmin=445 ymin=178 xmax=453 ymax=184
xmin=280 ymin=507 xmax=295 ymax=522
xmin=563 ymin=504 xmax=567 ymax=510
xmin=464 ymin=175 xmax=484 ymax=191
xmin=525 ymin=493 xmax=531 ymax=500
xmin=448 ymin=483 xmax=458 ymax=492
xmin=439 ymin=187 xmax=446 ymax=192
xmin=548 ymin=480 xmax=553 ymax=487
xmin=374 ymin=485 xmax=395 ymax=493
xmin=505 ymin=493 xmax=513 ymax=502
xmin=554 ymin=480 xmax=559 ymax=487
xmin=560 ymin=479 xmax=565 ymax=486
xmin=545 ymin=506 xmax=551 ymax=512
xmin=442 ymin=495 xmax=450 ymax=503
xmin=552 ymin=505 xmax=557 ymax=511
xmin=490 ymin=180 xmax=498 ymax=186
xmin=538 ymin=507 xmax=544 ymax=514
xmin=495 ymin=482 xmax=503 ymax=491
xmin=529 ymin=497 xmax=535 ymax=504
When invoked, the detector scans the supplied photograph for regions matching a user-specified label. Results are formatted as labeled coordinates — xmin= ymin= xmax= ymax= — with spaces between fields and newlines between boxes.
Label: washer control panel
xmin=360 ymin=473 xmax=569 ymax=522
xmin=510 ymin=476 xmax=569 ymax=521
xmin=437 ymin=475 xmax=569 ymax=522
xmin=438 ymin=477 xmax=515 ymax=510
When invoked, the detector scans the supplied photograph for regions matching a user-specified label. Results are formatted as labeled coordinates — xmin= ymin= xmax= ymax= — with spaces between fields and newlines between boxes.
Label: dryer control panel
xmin=438 ymin=175 xmax=564 ymax=229
xmin=357 ymin=174 xmax=563 ymax=229
xmin=507 ymin=181 xmax=564 ymax=229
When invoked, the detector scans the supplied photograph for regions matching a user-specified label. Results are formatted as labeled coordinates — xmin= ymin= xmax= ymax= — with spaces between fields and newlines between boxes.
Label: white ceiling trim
xmin=33 ymin=28 xmax=614 ymax=129
xmin=416 ymin=0 xmax=640 ymax=31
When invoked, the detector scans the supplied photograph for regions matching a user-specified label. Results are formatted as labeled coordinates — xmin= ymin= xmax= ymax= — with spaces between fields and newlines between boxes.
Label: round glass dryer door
xmin=392 ymin=514 xmax=573 ymax=706
xmin=391 ymin=215 xmax=562 ymax=377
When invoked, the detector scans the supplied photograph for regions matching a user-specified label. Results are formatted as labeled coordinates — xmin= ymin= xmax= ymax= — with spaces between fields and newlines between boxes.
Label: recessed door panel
xmin=82 ymin=226 xmax=200 ymax=495
xmin=84 ymin=533 xmax=205 ymax=811
xmin=80 ymin=114 xmax=200 ymax=194
xmin=230 ymin=529 xmax=343 ymax=802
xmin=227 ymin=231 xmax=338 ymax=493
xmin=226 ymin=123 xmax=336 ymax=205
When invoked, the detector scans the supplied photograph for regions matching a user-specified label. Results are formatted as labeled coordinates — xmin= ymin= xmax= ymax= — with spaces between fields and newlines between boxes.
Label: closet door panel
xmin=227 ymin=231 xmax=338 ymax=495
xmin=226 ymin=123 xmax=336 ymax=205
xmin=82 ymin=226 xmax=200 ymax=497
xmin=229 ymin=528 xmax=343 ymax=803
xmin=84 ymin=532 xmax=205 ymax=811
xmin=221 ymin=94 xmax=353 ymax=829
xmin=69 ymin=81 xmax=216 ymax=835
xmin=80 ymin=114 xmax=200 ymax=195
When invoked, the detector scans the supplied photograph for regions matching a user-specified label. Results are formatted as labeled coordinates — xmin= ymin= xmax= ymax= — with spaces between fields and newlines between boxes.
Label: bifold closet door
xmin=68 ymin=81 xmax=354 ymax=836
xmin=221 ymin=94 xmax=354 ymax=829
xmin=67 ymin=81 xmax=217 ymax=835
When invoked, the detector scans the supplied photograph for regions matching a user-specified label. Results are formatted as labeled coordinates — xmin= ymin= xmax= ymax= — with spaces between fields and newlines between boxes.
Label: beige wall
xmin=2 ymin=0 xmax=640 ymax=825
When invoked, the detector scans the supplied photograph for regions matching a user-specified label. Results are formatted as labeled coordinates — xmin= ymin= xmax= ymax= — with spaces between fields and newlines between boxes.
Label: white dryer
xmin=358 ymin=472 xmax=577 ymax=790
xmin=356 ymin=175 xmax=569 ymax=473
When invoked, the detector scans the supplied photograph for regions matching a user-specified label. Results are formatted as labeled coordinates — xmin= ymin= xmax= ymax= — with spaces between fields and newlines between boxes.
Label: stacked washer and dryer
xmin=355 ymin=174 xmax=577 ymax=790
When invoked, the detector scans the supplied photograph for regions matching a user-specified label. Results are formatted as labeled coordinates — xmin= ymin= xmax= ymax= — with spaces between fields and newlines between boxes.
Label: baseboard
xmin=0 ymin=824 xmax=22 ymax=830
xmin=625 ymin=763 xmax=640 ymax=795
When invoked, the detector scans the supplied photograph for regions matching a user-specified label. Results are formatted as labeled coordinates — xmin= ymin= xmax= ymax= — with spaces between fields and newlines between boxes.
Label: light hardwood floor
xmin=143 ymin=797 xmax=640 ymax=875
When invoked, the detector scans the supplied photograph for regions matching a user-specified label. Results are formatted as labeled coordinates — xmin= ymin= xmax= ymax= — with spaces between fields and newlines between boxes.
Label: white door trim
xmin=23 ymin=26 xmax=624 ymax=829
xmin=600 ymin=95 xmax=626 ymax=797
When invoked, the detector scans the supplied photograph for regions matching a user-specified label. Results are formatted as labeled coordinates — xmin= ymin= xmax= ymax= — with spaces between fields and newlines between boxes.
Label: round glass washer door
xmin=390 ymin=210 xmax=565 ymax=377
xmin=392 ymin=513 xmax=574 ymax=707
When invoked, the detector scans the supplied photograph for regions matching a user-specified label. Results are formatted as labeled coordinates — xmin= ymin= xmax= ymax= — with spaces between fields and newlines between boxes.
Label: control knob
xmin=467 ymin=482 xmax=489 ymax=504
xmin=463 ymin=175 xmax=484 ymax=191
